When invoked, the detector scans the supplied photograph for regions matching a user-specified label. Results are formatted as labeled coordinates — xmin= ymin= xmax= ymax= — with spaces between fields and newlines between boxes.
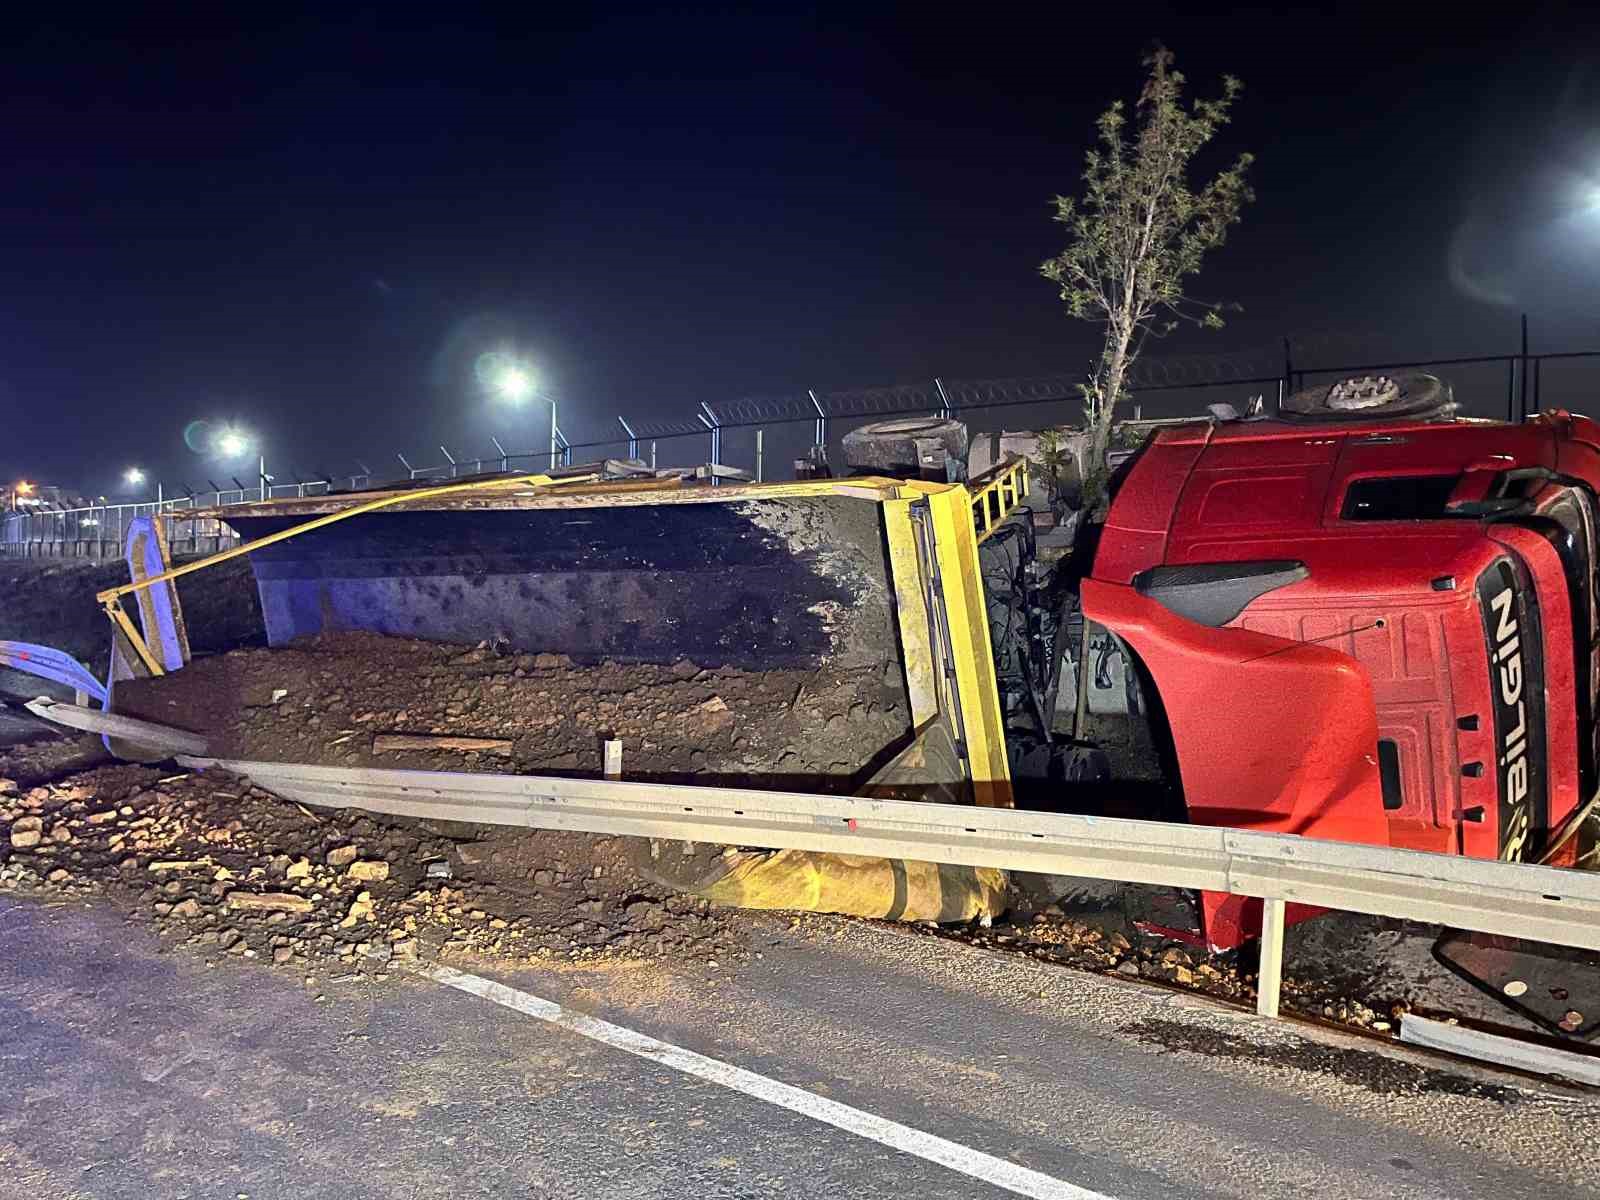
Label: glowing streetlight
xmin=493 ymin=365 xmax=535 ymax=404
xmin=216 ymin=429 xmax=251 ymax=458
xmin=124 ymin=467 xmax=146 ymax=487
xmin=485 ymin=360 xmax=559 ymax=468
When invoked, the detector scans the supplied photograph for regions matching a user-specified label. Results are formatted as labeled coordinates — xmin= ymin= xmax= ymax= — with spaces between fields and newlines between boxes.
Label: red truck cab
xmin=1084 ymin=396 xmax=1600 ymax=947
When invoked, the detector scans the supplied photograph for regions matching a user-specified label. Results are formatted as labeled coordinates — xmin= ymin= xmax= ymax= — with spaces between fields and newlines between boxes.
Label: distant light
xmin=15 ymin=481 xmax=33 ymax=495
xmin=493 ymin=365 xmax=535 ymax=404
xmin=124 ymin=467 xmax=146 ymax=486
xmin=215 ymin=429 xmax=251 ymax=458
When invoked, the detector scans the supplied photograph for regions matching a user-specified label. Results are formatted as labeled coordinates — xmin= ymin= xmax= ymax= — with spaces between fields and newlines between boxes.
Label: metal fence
xmin=7 ymin=320 xmax=1600 ymax=560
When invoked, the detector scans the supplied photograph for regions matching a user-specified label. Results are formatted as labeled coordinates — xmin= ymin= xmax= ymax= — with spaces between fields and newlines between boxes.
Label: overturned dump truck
xmin=52 ymin=373 xmax=1600 ymax=972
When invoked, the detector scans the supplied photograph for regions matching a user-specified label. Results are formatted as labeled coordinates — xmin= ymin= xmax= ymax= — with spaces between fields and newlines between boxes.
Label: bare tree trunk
xmin=1087 ymin=316 xmax=1135 ymax=514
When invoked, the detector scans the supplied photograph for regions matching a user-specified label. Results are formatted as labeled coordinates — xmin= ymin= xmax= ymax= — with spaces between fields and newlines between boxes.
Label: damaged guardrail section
xmin=177 ymin=755 xmax=1600 ymax=1020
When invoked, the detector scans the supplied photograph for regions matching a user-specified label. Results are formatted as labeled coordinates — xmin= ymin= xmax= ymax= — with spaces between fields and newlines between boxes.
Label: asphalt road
xmin=0 ymin=896 xmax=1595 ymax=1200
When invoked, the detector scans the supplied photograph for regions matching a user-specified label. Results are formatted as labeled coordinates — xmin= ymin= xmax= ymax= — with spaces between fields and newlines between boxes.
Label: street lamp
xmin=124 ymin=467 xmax=146 ymax=488
xmin=488 ymin=360 xmax=560 ymax=469
xmin=216 ymin=429 xmax=250 ymax=458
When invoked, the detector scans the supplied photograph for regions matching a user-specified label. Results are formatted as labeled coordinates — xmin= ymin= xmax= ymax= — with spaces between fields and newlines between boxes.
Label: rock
xmin=326 ymin=846 xmax=359 ymax=869
xmin=339 ymin=891 xmax=375 ymax=929
xmin=9 ymin=815 xmax=43 ymax=849
xmin=533 ymin=869 xmax=554 ymax=886
xmin=285 ymin=859 xmax=312 ymax=880
xmin=671 ymin=658 xmax=699 ymax=680
xmin=270 ymin=688 xmax=289 ymax=704
xmin=272 ymin=946 xmax=295 ymax=965
xmin=85 ymin=809 xmax=119 ymax=825
xmin=1172 ymin=966 xmax=1194 ymax=986
xmin=171 ymin=898 xmax=202 ymax=919
xmin=1159 ymin=947 xmax=1191 ymax=967
xmin=226 ymin=891 xmax=314 ymax=914
xmin=0 ymin=779 xmax=15 ymax=797
xmin=391 ymin=938 xmax=417 ymax=960
xmin=533 ymin=652 xmax=572 ymax=670
xmin=699 ymin=696 xmax=729 ymax=714
xmin=1115 ymin=960 xmax=1140 ymax=977
xmin=46 ymin=868 xmax=69 ymax=883
xmin=425 ymin=860 xmax=452 ymax=880
xmin=347 ymin=860 xmax=389 ymax=883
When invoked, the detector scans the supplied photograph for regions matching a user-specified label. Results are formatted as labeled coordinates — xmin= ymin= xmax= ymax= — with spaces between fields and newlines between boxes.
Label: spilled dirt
xmin=112 ymin=631 xmax=912 ymax=789
xmin=0 ymin=762 xmax=744 ymax=983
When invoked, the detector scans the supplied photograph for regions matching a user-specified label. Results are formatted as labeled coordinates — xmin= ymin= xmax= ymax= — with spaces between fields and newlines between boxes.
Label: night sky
xmin=5 ymin=4 xmax=1600 ymax=496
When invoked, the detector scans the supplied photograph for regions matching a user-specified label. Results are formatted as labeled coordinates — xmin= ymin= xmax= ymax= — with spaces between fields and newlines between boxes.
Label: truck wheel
xmin=842 ymin=417 xmax=969 ymax=477
xmin=1281 ymin=372 xmax=1454 ymax=422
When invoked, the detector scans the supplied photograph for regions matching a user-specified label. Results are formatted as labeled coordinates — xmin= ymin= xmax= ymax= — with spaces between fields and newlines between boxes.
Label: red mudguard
xmin=1081 ymin=578 xmax=1390 ymax=949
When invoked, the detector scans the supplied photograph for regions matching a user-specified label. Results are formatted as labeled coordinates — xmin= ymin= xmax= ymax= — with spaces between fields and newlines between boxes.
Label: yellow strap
xmin=96 ymin=472 xmax=583 ymax=606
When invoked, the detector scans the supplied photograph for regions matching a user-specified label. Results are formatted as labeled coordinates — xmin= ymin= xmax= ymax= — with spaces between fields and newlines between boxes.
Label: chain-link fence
xmin=7 ymin=328 xmax=1599 ymax=560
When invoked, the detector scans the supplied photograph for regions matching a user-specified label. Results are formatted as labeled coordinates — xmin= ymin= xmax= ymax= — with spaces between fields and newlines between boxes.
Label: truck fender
xmin=1081 ymin=577 xmax=1391 ymax=948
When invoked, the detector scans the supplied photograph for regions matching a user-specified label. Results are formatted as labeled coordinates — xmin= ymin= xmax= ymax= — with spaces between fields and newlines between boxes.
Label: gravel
xmin=0 ymin=762 xmax=748 ymax=981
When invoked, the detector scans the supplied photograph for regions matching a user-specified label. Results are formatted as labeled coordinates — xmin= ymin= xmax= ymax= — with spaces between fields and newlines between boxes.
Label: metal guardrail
xmin=10 ymin=686 xmax=1600 ymax=1036
xmin=160 ymin=753 xmax=1600 ymax=1022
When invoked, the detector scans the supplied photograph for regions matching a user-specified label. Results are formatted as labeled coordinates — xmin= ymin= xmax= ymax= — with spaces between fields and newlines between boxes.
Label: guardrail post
xmin=756 ymin=428 xmax=764 ymax=482
xmin=440 ymin=445 xmax=457 ymax=478
xmin=618 ymin=416 xmax=638 ymax=461
xmin=1256 ymin=897 xmax=1287 ymax=1018
xmin=934 ymin=377 xmax=953 ymax=419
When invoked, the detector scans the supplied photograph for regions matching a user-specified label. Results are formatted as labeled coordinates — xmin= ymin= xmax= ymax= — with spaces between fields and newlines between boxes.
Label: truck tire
xmin=1281 ymin=372 xmax=1454 ymax=422
xmin=842 ymin=417 xmax=969 ymax=477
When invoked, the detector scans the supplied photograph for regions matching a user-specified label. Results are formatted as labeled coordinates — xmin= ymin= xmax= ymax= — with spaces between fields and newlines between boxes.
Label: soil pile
xmin=114 ymin=631 xmax=911 ymax=788
xmin=0 ymin=762 xmax=743 ymax=986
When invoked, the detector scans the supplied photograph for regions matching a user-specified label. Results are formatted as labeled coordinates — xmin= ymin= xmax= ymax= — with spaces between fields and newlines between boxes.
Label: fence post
xmin=440 ymin=445 xmax=457 ymax=478
xmin=934 ymin=377 xmax=953 ymax=419
xmin=756 ymin=428 xmax=764 ymax=482
xmin=698 ymin=403 xmax=723 ymax=486
xmin=1519 ymin=312 xmax=1530 ymax=423
xmin=618 ymin=417 xmax=638 ymax=461
xmin=1282 ymin=336 xmax=1293 ymax=398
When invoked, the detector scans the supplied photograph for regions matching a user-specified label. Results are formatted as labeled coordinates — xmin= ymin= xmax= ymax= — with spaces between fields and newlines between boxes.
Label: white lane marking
xmin=419 ymin=962 xmax=1115 ymax=1200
